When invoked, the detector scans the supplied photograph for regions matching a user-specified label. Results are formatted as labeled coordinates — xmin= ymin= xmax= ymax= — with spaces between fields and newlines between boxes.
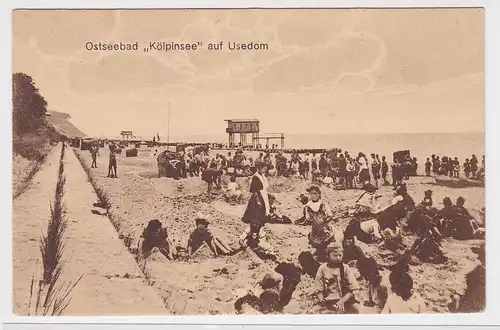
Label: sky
xmin=12 ymin=8 xmax=484 ymax=139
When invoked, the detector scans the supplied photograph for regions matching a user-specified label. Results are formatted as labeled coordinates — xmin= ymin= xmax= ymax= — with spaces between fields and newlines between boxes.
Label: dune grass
xmin=33 ymin=142 xmax=82 ymax=315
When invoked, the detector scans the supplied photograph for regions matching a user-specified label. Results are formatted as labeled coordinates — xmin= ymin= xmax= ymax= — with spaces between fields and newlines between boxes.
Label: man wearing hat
xmin=314 ymin=242 xmax=361 ymax=314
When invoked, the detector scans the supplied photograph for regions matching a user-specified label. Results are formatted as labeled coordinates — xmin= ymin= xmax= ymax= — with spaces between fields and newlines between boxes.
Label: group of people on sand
xmin=231 ymin=159 xmax=485 ymax=314
xmin=227 ymin=161 xmax=434 ymax=314
xmin=191 ymin=148 xmax=416 ymax=196
xmin=425 ymin=154 xmax=485 ymax=181
xmin=105 ymin=142 xmax=485 ymax=315
xmin=136 ymin=213 xmax=241 ymax=261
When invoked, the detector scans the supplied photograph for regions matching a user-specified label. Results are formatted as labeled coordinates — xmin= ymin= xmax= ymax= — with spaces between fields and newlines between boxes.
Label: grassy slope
xmin=13 ymin=111 xmax=86 ymax=197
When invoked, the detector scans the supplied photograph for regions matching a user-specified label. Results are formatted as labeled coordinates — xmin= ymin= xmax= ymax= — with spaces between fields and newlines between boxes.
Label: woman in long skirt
xmin=242 ymin=162 xmax=270 ymax=238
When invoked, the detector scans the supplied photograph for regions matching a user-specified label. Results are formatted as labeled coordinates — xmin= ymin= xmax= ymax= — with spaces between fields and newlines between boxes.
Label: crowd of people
xmin=86 ymin=142 xmax=485 ymax=314
xmin=425 ymin=154 xmax=485 ymax=181
xmin=135 ymin=156 xmax=485 ymax=315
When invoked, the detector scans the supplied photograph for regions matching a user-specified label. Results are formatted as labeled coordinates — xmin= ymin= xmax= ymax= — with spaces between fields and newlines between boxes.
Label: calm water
xmin=168 ymin=132 xmax=485 ymax=163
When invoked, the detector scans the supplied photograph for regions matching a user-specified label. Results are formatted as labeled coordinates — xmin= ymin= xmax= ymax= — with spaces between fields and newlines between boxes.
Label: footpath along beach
xmin=13 ymin=143 xmax=165 ymax=316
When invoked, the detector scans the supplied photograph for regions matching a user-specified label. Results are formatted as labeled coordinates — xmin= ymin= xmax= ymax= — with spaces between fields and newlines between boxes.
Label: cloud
xmin=11 ymin=9 xmax=485 ymax=136
xmin=13 ymin=10 xmax=116 ymax=56
xmin=275 ymin=9 xmax=358 ymax=47
xmin=330 ymin=74 xmax=374 ymax=96
xmin=113 ymin=10 xmax=202 ymax=42
xmin=67 ymin=53 xmax=190 ymax=95
xmin=354 ymin=8 xmax=484 ymax=88
xmin=253 ymin=33 xmax=381 ymax=93
xmin=188 ymin=76 xmax=251 ymax=93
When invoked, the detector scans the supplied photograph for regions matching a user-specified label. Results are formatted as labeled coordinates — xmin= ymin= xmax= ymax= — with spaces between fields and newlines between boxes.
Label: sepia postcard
xmin=12 ymin=8 xmax=485 ymax=316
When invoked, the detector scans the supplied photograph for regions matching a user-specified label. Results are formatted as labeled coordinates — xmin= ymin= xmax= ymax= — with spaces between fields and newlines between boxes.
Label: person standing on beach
xmin=311 ymin=153 xmax=318 ymax=172
xmin=470 ymin=154 xmax=479 ymax=178
xmin=370 ymin=154 xmax=380 ymax=188
xmin=425 ymin=158 xmax=431 ymax=176
xmin=375 ymin=154 xmax=382 ymax=178
xmin=202 ymin=165 xmax=222 ymax=195
xmin=381 ymin=156 xmax=390 ymax=185
xmin=357 ymin=153 xmax=370 ymax=187
xmin=242 ymin=162 xmax=271 ymax=232
xmin=453 ymin=157 xmax=460 ymax=178
xmin=90 ymin=142 xmax=99 ymax=168
xmin=304 ymin=153 xmax=311 ymax=179
xmin=107 ymin=143 xmax=117 ymax=178
xmin=319 ymin=154 xmax=328 ymax=177
xmin=464 ymin=158 xmax=471 ymax=178
xmin=345 ymin=158 xmax=356 ymax=189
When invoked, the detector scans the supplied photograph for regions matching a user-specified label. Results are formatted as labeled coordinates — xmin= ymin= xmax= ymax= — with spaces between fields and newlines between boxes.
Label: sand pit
xmin=72 ymin=147 xmax=485 ymax=314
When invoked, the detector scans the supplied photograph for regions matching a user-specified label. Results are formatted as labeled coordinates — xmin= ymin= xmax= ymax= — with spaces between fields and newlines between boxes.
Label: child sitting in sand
xmin=305 ymin=186 xmax=343 ymax=261
xmin=344 ymin=218 xmax=383 ymax=244
xmin=381 ymin=270 xmax=428 ymax=314
xmin=187 ymin=213 xmax=235 ymax=258
xmin=137 ymin=219 xmax=177 ymax=261
xmin=294 ymin=193 xmax=310 ymax=225
xmin=225 ymin=176 xmax=242 ymax=203
xmin=341 ymin=234 xmax=372 ymax=264
xmin=321 ymin=175 xmax=334 ymax=188
xmin=349 ymin=183 xmax=383 ymax=219
xmin=451 ymin=196 xmax=485 ymax=240
xmin=357 ymin=257 xmax=390 ymax=313
xmin=314 ymin=242 xmax=361 ymax=314
xmin=267 ymin=194 xmax=293 ymax=224
xmin=259 ymin=273 xmax=284 ymax=314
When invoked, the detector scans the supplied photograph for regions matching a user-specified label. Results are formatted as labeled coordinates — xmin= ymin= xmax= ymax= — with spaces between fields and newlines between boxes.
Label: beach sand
xmin=54 ymin=145 xmax=485 ymax=315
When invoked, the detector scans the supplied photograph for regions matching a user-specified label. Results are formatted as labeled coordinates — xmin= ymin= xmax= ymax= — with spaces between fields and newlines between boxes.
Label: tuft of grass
xmin=94 ymin=187 xmax=111 ymax=212
xmin=40 ymin=203 xmax=68 ymax=284
xmin=28 ymin=265 xmax=83 ymax=316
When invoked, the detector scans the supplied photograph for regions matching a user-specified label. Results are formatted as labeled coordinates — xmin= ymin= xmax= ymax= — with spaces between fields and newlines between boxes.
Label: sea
xmin=166 ymin=132 xmax=485 ymax=163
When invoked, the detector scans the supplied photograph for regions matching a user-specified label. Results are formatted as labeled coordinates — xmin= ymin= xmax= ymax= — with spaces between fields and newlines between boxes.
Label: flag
xmin=157 ymin=132 xmax=160 ymax=141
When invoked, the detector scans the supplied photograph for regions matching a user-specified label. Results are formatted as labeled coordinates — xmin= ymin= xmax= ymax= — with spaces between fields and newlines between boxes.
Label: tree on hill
xmin=12 ymin=73 xmax=63 ymax=160
xmin=12 ymin=72 xmax=48 ymax=135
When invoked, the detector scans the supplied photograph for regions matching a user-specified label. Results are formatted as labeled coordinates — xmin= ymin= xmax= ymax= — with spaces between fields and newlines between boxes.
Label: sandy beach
xmin=26 ymin=145 xmax=480 ymax=315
